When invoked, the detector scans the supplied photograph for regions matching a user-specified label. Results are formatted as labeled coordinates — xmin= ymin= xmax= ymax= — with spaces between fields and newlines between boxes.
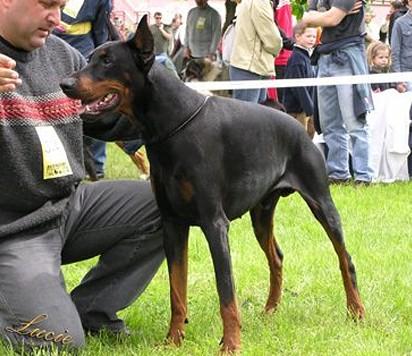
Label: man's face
xmin=195 ymin=0 xmax=208 ymax=8
xmin=154 ymin=13 xmax=162 ymax=26
xmin=0 ymin=0 xmax=66 ymax=51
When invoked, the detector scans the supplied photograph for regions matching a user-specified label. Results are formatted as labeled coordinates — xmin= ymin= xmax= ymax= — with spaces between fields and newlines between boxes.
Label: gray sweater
xmin=184 ymin=4 xmax=222 ymax=58
xmin=0 ymin=35 xmax=86 ymax=237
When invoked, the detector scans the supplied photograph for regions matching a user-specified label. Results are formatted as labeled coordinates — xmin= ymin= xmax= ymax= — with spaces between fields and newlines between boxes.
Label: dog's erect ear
xmin=128 ymin=15 xmax=155 ymax=73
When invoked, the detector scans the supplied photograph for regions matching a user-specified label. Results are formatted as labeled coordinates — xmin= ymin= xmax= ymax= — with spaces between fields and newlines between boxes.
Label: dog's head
xmin=60 ymin=15 xmax=155 ymax=119
xmin=182 ymin=58 xmax=223 ymax=83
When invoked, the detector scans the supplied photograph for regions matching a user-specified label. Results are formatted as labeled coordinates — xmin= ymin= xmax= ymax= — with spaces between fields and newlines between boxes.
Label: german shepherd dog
xmin=61 ymin=15 xmax=365 ymax=353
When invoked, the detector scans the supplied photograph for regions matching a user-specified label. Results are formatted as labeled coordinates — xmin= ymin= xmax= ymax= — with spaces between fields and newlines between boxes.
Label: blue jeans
xmin=317 ymin=54 xmax=372 ymax=182
xmin=229 ymin=65 xmax=267 ymax=103
xmin=90 ymin=139 xmax=106 ymax=175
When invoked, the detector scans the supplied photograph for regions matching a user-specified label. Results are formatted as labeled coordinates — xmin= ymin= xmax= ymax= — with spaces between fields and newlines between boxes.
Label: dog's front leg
xmin=201 ymin=216 xmax=241 ymax=353
xmin=163 ymin=220 xmax=190 ymax=346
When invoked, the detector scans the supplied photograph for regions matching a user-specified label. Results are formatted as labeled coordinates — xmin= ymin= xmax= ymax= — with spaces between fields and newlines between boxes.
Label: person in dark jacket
xmin=282 ymin=22 xmax=317 ymax=138
xmin=54 ymin=0 xmax=115 ymax=179
xmin=388 ymin=0 xmax=408 ymax=44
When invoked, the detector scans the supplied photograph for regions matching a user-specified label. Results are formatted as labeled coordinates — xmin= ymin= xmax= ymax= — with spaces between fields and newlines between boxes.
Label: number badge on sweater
xmin=35 ymin=126 xmax=73 ymax=179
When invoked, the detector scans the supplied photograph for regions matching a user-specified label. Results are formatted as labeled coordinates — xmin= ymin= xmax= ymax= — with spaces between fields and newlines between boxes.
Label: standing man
xmin=302 ymin=0 xmax=374 ymax=185
xmin=54 ymin=0 xmax=115 ymax=179
xmin=150 ymin=12 xmax=178 ymax=76
xmin=184 ymin=0 xmax=222 ymax=60
xmin=0 ymin=0 xmax=164 ymax=351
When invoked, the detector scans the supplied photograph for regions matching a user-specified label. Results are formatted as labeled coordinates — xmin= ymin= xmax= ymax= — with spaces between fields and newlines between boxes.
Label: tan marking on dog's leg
xmin=250 ymin=205 xmax=283 ymax=313
xmin=332 ymin=242 xmax=365 ymax=320
xmin=263 ymin=237 xmax=283 ymax=313
xmin=167 ymin=249 xmax=188 ymax=346
xmin=220 ymin=301 xmax=241 ymax=353
xmin=130 ymin=149 xmax=150 ymax=176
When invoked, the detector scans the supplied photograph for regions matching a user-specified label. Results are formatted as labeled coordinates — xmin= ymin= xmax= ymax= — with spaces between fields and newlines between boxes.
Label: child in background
xmin=282 ymin=22 xmax=317 ymax=139
xmin=367 ymin=41 xmax=406 ymax=93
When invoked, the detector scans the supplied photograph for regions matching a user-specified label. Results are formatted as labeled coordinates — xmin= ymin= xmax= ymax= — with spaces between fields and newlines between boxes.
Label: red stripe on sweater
xmin=0 ymin=97 xmax=82 ymax=121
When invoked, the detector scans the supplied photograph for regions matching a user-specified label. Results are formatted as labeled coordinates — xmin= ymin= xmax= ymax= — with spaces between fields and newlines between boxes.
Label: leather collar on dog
xmin=146 ymin=95 xmax=210 ymax=146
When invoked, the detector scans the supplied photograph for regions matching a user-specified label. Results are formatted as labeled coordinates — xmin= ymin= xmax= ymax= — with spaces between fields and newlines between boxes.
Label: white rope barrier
xmin=185 ymin=71 xmax=412 ymax=91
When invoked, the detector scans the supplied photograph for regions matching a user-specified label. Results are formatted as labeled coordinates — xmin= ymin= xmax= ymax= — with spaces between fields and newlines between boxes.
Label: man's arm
xmin=209 ymin=11 xmax=222 ymax=56
xmin=92 ymin=0 xmax=113 ymax=47
xmin=302 ymin=0 xmax=363 ymax=28
xmin=0 ymin=54 xmax=22 ymax=93
xmin=251 ymin=1 xmax=282 ymax=56
xmin=302 ymin=8 xmax=346 ymax=27
xmin=159 ymin=24 xmax=172 ymax=40
xmin=390 ymin=22 xmax=402 ymax=73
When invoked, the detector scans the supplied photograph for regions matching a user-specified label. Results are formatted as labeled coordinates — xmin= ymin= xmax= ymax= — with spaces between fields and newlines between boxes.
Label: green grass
xmin=3 ymin=143 xmax=412 ymax=355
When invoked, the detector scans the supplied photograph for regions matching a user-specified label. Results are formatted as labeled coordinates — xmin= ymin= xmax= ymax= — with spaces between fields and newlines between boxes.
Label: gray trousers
xmin=0 ymin=180 xmax=164 ymax=350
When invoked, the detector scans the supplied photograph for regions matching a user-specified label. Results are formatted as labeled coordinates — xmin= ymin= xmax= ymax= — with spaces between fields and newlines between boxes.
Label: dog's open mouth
xmin=80 ymin=92 xmax=120 ymax=115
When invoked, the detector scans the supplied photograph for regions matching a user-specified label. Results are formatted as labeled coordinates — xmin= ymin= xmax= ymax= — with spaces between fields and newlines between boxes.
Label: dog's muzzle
xmin=60 ymin=77 xmax=78 ymax=97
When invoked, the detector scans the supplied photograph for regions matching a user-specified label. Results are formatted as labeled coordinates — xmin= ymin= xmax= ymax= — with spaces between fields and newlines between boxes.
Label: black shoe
xmin=353 ymin=180 xmax=371 ymax=186
xmin=328 ymin=177 xmax=351 ymax=185
xmin=85 ymin=172 xmax=105 ymax=181
xmin=84 ymin=325 xmax=131 ymax=339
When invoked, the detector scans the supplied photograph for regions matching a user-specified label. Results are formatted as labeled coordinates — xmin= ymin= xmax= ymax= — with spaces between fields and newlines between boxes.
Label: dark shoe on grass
xmin=328 ymin=177 xmax=351 ymax=185
xmin=353 ymin=180 xmax=371 ymax=187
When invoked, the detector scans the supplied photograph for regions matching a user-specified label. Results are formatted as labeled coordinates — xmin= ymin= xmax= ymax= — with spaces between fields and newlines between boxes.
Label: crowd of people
xmin=0 ymin=0 xmax=411 ymax=353
xmin=145 ymin=0 xmax=412 ymax=184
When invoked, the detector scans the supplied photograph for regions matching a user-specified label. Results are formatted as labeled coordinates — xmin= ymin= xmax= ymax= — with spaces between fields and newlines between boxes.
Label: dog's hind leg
xmin=163 ymin=221 xmax=190 ymax=346
xmin=295 ymin=174 xmax=365 ymax=319
xmin=250 ymin=193 xmax=284 ymax=314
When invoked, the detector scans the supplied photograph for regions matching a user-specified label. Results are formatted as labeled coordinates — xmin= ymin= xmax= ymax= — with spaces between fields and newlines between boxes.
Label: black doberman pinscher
xmin=61 ymin=15 xmax=365 ymax=353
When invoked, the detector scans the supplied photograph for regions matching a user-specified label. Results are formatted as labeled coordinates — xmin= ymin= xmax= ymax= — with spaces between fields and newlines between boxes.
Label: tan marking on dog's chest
xmin=179 ymin=179 xmax=194 ymax=203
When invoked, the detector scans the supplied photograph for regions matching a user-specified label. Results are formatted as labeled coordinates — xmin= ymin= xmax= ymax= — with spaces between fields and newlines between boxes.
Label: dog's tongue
xmin=81 ymin=93 xmax=118 ymax=115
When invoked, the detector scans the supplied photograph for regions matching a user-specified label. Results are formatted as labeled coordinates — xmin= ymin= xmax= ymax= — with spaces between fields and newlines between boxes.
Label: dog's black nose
xmin=60 ymin=77 xmax=77 ymax=95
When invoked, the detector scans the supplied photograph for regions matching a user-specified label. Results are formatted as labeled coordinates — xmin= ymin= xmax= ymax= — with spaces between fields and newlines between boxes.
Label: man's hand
xmin=396 ymin=82 xmax=407 ymax=93
xmin=347 ymin=0 xmax=363 ymax=15
xmin=183 ymin=47 xmax=191 ymax=59
xmin=0 ymin=54 xmax=22 ymax=92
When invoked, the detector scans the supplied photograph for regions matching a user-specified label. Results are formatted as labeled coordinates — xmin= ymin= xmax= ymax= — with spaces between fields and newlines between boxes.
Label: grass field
xmin=3 ymin=143 xmax=412 ymax=355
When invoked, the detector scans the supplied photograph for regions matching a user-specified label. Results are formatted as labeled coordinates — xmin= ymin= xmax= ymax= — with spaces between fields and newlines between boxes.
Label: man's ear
xmin=128 ymin=14 xmax=155 ymax=73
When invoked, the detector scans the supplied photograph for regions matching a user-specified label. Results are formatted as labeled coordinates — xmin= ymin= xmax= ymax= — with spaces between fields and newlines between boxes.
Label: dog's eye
xmin=102 ymin=56 xmax=112 ymax=66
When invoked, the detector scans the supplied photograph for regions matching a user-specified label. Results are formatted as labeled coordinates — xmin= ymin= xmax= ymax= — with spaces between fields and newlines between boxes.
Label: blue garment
xmin=54 ymin=0 xmax=113 ymax=174
xmin=90 ymin=139 xmax=106 ymax=175
xmin=282 ymin=46 xmax=315 ymax=116
xmin=391 ymin=11 xmax=412 ymax=91
xmin=54 ymin=0 xmax=112 ymax=58
xmin=317 ymin=44 xmax=372 ymax=182
xmin=314 ymin=36 xmax=374 ymax=118
xmin=155 ymin=54 xmax=179 ymax=77
xmin=229 ymin=65 xmax=267 ymax=104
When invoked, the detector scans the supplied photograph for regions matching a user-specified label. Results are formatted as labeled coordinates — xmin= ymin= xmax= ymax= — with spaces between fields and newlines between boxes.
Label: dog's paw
xmin=166 ymin=328 xmax=185 ymax=346
xmin=219 ymin=338 xmax=241 ymax=355
xmin=347 ymin=303 xmax=366 ymax=321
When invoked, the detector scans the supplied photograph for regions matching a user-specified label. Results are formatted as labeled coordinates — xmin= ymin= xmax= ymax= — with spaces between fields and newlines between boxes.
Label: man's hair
xmin=154 ymin=12 xmax=162 ymax=17
xmin=390 ymin=0 xmax=406 ymax=9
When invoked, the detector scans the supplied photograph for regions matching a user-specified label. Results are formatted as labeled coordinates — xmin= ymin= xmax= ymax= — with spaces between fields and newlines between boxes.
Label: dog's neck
xmin=134 ymin=63 xmax=207 ymax=144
